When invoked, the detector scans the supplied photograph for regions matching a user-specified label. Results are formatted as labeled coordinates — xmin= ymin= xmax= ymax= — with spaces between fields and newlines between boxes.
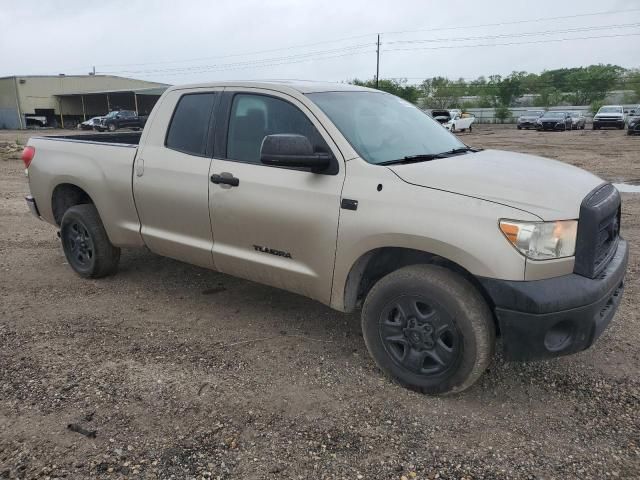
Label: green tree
xmin=564 ymin=64 xmax=624 ymax=105
xmin=350 ymin=78 xmax=421 ymax=104
xmin=623 ymin=69 xmax=640 ymax=102
xmin=419 ymin=76 xmax=464 ymax=108
xmin=494 ymin=105 xmax=512 ymax=123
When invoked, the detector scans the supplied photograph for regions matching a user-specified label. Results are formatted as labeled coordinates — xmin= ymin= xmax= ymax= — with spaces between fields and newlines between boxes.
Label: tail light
xmin=21 ymin=146 xmax=35 ymax=168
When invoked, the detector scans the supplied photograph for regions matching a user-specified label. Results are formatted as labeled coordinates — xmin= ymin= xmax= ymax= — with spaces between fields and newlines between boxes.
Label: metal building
xmin=0 ymin=74 xmax=169 ymax=129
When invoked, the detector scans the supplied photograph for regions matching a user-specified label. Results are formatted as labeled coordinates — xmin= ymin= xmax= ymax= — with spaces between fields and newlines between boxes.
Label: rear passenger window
xmin=166 ymin=93 xmax=216 ymax=156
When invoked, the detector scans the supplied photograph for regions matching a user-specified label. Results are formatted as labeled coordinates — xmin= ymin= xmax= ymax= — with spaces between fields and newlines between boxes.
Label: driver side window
xmin=226 ymin=94 xmax=328 ymax=164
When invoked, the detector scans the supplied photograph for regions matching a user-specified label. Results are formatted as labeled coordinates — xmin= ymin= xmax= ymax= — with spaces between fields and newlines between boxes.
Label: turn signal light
xmin=21 ymin=146 xmax=35 ymax=168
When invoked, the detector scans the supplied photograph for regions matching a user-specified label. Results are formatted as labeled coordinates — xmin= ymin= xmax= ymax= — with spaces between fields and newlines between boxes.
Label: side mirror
xmin=260 ymin=134 xmax=331 ymax=172
xmin=116 ymin=115 xmax=121 ymax=119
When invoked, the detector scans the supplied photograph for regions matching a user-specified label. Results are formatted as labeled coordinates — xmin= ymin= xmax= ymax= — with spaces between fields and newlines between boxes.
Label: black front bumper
xmin=537 ymin=122 xmax=565 ymax=131
xmin=594 ymin=120 xmax=625 ymax=128
xmin=479 ymin=239 xmax=628 ymax=361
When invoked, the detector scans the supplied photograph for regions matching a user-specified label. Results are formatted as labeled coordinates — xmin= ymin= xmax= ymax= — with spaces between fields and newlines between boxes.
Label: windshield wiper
xmin=378 ymin=147 xmax=478 ymax=166
xmin=378 ymin=154 xmax=444 ymax=166
xmin=441 ymin=146 xmax=476 ymax=155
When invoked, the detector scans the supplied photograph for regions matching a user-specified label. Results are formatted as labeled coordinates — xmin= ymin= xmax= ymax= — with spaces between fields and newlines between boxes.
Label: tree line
xmin=352 ymin=64 xmax=640 ymax=120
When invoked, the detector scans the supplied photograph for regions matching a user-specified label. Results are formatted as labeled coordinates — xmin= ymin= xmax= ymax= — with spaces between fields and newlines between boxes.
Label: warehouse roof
xmin=55 ymin=86 xmax=169 ymax=96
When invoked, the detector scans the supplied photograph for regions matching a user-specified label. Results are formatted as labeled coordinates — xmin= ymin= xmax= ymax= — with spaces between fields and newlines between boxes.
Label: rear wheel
xmin=60 ymin=204 xmax=120 ymax=278
xmin=361 ymin=264 xmax=495 ymax=395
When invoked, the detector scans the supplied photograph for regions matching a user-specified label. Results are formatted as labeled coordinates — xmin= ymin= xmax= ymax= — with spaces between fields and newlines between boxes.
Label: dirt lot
xmin=1 ymin=125 xmax=638 ymax=479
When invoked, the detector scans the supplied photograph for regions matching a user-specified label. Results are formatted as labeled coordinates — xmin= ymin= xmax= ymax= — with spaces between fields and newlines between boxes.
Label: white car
xmin=78 ymin=116 xmax=105 ymax=131
xmin=445 ymin=112 xmax=475 ymax=132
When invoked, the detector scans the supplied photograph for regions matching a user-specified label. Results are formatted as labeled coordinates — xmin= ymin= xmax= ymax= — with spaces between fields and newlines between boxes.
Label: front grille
xmin=574 ymin=184 xmax=621 ymax=279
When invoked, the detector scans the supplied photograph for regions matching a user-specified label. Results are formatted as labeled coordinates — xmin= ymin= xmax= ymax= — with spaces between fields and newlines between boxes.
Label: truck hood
xmin=594 ymin=113 xmax=623 ymax=119
xmin=387 ymin=149 xmax=603 ymax=220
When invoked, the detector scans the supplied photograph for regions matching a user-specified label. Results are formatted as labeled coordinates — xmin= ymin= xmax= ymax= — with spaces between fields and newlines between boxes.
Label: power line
xmin=385 ymin=22 xmax=640 ymax=45
xmin=120 ymin=49 xmax=377 ymax=78
xmin=100 ymin=27 xmax=640 ymax=78
xmin=99 ymin=43 xmax=373 ymax=75
xmin=383 ymin=31 xmax=640 ymax=53
xmin=380 ymin=7 xmax=640 ymax=36
xmin=89 ymin=7 xmax=640 ymax=71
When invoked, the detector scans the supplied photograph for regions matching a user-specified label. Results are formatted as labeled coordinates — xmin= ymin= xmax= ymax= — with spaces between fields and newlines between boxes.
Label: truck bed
xmin=37 ymin=131 xmax=142 ymax=146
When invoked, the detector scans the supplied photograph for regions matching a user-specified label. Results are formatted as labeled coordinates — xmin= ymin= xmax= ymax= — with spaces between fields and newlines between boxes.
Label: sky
xmin=1 ymin=0 xmax=639 ymax=85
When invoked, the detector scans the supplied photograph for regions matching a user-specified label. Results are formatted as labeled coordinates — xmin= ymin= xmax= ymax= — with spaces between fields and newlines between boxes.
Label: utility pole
xmin=375 ymin=34 xmax=380 ymax=89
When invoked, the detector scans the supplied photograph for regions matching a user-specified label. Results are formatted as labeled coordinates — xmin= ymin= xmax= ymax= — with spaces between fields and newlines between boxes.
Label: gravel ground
xmin=0 ymin=125 xmax=638 ymax=479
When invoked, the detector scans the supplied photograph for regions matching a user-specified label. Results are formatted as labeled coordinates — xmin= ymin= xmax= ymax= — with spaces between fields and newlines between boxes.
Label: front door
xmin=209 ymin=90 xmax=345 ymax=304
xmin=133 ymin=88 xmax=220 ymax=268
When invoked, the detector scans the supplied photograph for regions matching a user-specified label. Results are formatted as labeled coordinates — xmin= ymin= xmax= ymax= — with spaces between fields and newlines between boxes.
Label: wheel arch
xmin=340 ymin=247 xmax=497 ymax=328
xmin=51 ymin=183 xmax=95 ymax=225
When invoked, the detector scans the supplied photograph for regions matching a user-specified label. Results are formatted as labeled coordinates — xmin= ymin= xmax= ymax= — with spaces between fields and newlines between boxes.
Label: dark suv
xmin=96 ymin=110 xmax=144 ymax=132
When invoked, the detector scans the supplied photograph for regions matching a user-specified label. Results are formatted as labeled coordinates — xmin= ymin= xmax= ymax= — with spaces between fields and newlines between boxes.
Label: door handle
xmin=211 ymin=173 xmax=239 ymax=187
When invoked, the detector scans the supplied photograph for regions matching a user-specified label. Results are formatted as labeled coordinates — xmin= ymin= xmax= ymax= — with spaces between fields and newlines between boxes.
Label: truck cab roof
xmin=166 ymin=80 xmax=377 ymax=95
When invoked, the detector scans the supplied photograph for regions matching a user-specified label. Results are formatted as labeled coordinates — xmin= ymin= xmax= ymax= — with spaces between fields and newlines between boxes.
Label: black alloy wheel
xmin=379 ymin=295 xmax=460 ymax=376
xmin=60 ymin=204 xmax=120 ymax=278
xmin=63 ymin=221 xmax=95 ymax=270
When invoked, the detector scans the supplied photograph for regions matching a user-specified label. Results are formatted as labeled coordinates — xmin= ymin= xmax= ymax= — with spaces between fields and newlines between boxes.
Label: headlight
xmin=499 ymin=220 xmax=578 ymax=260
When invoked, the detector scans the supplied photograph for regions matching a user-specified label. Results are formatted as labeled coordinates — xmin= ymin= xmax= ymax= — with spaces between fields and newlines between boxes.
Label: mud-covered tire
xmin=361 ymin=264 xmax=495 ymax=395
xmin=60 ymin=204 xmax=120 ymax=278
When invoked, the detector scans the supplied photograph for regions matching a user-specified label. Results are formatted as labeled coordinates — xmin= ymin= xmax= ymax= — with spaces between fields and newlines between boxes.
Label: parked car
xmin=568 ymin=111 xmax=586 ymax=130
xmin=593 ymin=105 xmax=626 ymax=130
xmin=95 ymin=110 xmax=144 ymax=132
xmin=78 ymin=116 xmax=105 ymax=130
xmin=536 ymin=111 xmax=572 ymax=131
xmin=25 ymin=115 xmax=47 ymax=128
xmin=445 ymin=111 xmax=475 ymax=132
xmin=628 ymin=107 xmax=640 ymax=135
xmin=430 ymin=109 xmax=451 ymax=124
xmin=517 ymin=110 xmax=545 ymax=129
xmin=22 ymin=81 xmax=628 ymax=395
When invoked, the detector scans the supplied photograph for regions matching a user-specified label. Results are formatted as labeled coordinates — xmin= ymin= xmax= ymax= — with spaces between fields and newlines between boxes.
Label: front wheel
xmin=108 ymin=123 xmax=117 ymax=132
xmin=60 ymin=204 xmax=120 ymax=278
xmin=361 ymin=264 xmax=495 ymax=395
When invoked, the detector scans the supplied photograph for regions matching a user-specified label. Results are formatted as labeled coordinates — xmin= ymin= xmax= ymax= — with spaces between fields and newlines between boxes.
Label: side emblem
xmin=253 ymin=245 xmax=292 ymax=259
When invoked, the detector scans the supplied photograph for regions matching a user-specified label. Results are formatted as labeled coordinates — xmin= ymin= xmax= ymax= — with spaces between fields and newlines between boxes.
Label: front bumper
xmin=479 ymin=239 xmax=628 ymax=361
xmin=537 ymin=122 xmax=566 ymax=131
xmin=594 ymin=119 xmax=625 ymax=128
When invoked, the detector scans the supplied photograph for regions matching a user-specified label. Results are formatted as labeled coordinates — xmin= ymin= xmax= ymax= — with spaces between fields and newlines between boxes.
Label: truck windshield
xmin=306 ymin=91 xmax=465 ymax=165
xmin=598 ymin=106 xmax=622 ymax=113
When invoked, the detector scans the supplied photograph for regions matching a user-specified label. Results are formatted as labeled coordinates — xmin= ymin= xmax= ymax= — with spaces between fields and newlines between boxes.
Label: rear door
xmin=208 ymin=89 xmax=345 ymax=304
xmin=133 ymin=88 xmax=221 ymax=268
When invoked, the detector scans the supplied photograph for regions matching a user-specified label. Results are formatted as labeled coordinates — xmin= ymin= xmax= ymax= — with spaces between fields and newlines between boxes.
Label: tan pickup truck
xmin=23 ymin=81 xmax=628 ymax=394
